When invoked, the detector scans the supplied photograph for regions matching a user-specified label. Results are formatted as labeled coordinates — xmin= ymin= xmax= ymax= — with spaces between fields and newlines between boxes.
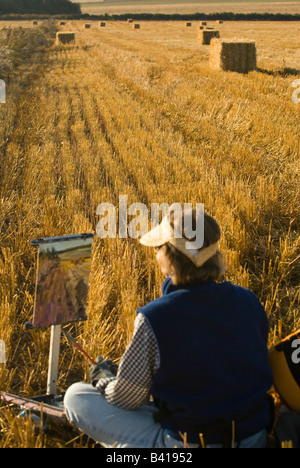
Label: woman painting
xmin=64 ymin=207 xmax=273 ymax=448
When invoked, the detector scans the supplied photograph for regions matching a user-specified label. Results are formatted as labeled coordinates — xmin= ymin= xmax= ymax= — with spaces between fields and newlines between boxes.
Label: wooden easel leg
xmin=47 ymin=324 xmax=61 ymax=396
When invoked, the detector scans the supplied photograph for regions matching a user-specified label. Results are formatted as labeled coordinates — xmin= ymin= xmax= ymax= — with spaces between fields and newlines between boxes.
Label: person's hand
xmin=89 ymin=356 xmax=118 ymax=386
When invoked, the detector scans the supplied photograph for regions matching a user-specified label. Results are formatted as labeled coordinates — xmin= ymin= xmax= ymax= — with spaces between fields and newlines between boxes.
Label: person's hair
xmin=155 ymin=212 xmax=227 ymax=285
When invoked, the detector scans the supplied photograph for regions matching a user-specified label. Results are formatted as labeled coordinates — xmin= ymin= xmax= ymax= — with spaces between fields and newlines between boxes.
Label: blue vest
xmin=138 ymin=277 xmax=273 ymax=444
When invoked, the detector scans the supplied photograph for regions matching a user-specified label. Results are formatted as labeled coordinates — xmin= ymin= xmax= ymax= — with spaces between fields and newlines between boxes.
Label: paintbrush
xmin=62 ymin=330 xmax=96 ymax=365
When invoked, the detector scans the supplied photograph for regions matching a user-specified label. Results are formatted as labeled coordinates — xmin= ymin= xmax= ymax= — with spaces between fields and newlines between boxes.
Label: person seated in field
xmin=64 ymin=207 xmax=274 ymax=448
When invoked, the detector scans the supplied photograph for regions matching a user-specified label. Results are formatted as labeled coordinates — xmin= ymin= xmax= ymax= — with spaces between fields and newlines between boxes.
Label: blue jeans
xmin=64 ymin=382 xmax=267 ymax=448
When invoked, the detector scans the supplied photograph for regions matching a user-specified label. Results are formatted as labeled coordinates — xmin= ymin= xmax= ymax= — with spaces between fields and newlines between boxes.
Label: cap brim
xmin=139 ymin=222 xmax=170 ymax=247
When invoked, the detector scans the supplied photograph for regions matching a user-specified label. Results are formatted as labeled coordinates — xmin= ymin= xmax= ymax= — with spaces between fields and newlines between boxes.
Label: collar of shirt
xmin=162 ymin=276 xmax=215 ymax=296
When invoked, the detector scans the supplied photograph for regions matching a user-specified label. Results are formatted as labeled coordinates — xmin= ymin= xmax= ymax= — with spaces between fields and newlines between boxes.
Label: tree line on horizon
xmin=85 ymin=11 xmax=300 ymax=21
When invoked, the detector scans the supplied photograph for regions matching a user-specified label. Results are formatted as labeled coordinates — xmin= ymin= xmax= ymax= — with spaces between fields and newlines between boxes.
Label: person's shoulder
xmin=138 ymin=292 xmax=172 ymax=314
xmin=221 ymin=281 xmax=265 ymax=310
xmin=218 ymin=280 xmax=255 ymax=294
xmin=137 ymin=278 xmax=178 ymax=317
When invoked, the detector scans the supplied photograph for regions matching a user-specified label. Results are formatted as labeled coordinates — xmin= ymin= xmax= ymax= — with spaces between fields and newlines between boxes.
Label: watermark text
xmin=96 ymin=196 xmax=204 ymax=249
xmin=292 ymin=79 xmax=300 ymax=104
xmin=0 ymin=80 xmax=5 ymax=104
xmin=291 ymin=338 xmax=300 ymax=364
xmin=0 ymin=340 xmax=5 ymax=364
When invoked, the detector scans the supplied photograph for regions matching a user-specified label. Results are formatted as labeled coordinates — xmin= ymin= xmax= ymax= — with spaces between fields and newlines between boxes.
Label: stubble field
xmin=77 ymin=0 xmax=300 ymax=15
xmin=0 ymin=18 xmax=299 ymax=447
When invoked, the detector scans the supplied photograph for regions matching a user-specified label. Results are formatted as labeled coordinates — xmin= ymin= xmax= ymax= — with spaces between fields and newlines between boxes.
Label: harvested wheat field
xmin=0 ymin=18 xmax=299 ymax=447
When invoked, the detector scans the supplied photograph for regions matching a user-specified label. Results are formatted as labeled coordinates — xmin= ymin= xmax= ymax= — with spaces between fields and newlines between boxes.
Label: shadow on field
xmin=257 ymin=67 xmax=300 ymax=77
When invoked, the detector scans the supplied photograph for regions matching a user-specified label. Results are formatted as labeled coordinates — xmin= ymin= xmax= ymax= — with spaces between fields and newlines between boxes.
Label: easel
xmin=25 ymin=321 xmax=62 ymax=398
xmin=46 ymin=323 xmax=96 ymax=396
xmin=1 ymin=233 xmax=94 ymax=420
xmin=47 ymin=324 xmax=62 ymax=396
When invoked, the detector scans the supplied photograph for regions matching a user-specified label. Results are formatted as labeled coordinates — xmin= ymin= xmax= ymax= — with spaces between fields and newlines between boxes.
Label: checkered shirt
xmin=96 ymin=313 xmax=160 ymax=409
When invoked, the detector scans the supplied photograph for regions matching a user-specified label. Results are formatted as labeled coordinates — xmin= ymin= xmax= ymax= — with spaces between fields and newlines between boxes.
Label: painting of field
xmin=33 ymin=237 xmax=93 ymax=327
xmin=0 ymin=11 xmax=299 ymax=446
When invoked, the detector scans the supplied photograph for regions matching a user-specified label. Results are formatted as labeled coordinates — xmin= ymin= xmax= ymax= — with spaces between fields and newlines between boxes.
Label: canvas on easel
xmin=31 ymin=233 xmax=94 ymax=328
xmin=31 ymin=233 xmax=94 ymax=396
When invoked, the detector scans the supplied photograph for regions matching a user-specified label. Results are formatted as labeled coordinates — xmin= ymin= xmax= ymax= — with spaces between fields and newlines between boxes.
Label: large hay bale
xmin=133 ymin=23 xmax=140 ymax=29
xmin=56 ymin=32 xmax=75 ymax=45
xmin=198 ymin=30 xmax=220 ymax=45
xmin=209 ymin=38 xmax=257 ymax=73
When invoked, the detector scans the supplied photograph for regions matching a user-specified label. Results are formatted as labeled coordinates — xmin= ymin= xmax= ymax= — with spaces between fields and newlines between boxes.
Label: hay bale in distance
xmin=133 ymin=23 xmax=140 ymax=29
xmin=127 ymin=18 xmax=133 ymax=23
xmin=84 ymin=24 xmax=91 ymax=29
xmin=186 ymin=22 xmax=192 ymax=27
xmin=32 ymin=21 xmax=38 ymax=25
xmin=56 ymin=32 xmax=75 ymax=45
xmin=216 ymin=20 xmax=224 ymax=24
xmin=199 ymin=26 xmax=204 ymax=30
xmin=209 ymin=38 xmax=257 ymax=73
xmin=198 ymin=30 xmax=220 ymax=45
xmin=201 ymin=21 xmax=207 ymax=25
xmin=60 ymin=21 xmax=66 ymax=26
xmin=99 ymin=22 xmax=106 ymax=27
